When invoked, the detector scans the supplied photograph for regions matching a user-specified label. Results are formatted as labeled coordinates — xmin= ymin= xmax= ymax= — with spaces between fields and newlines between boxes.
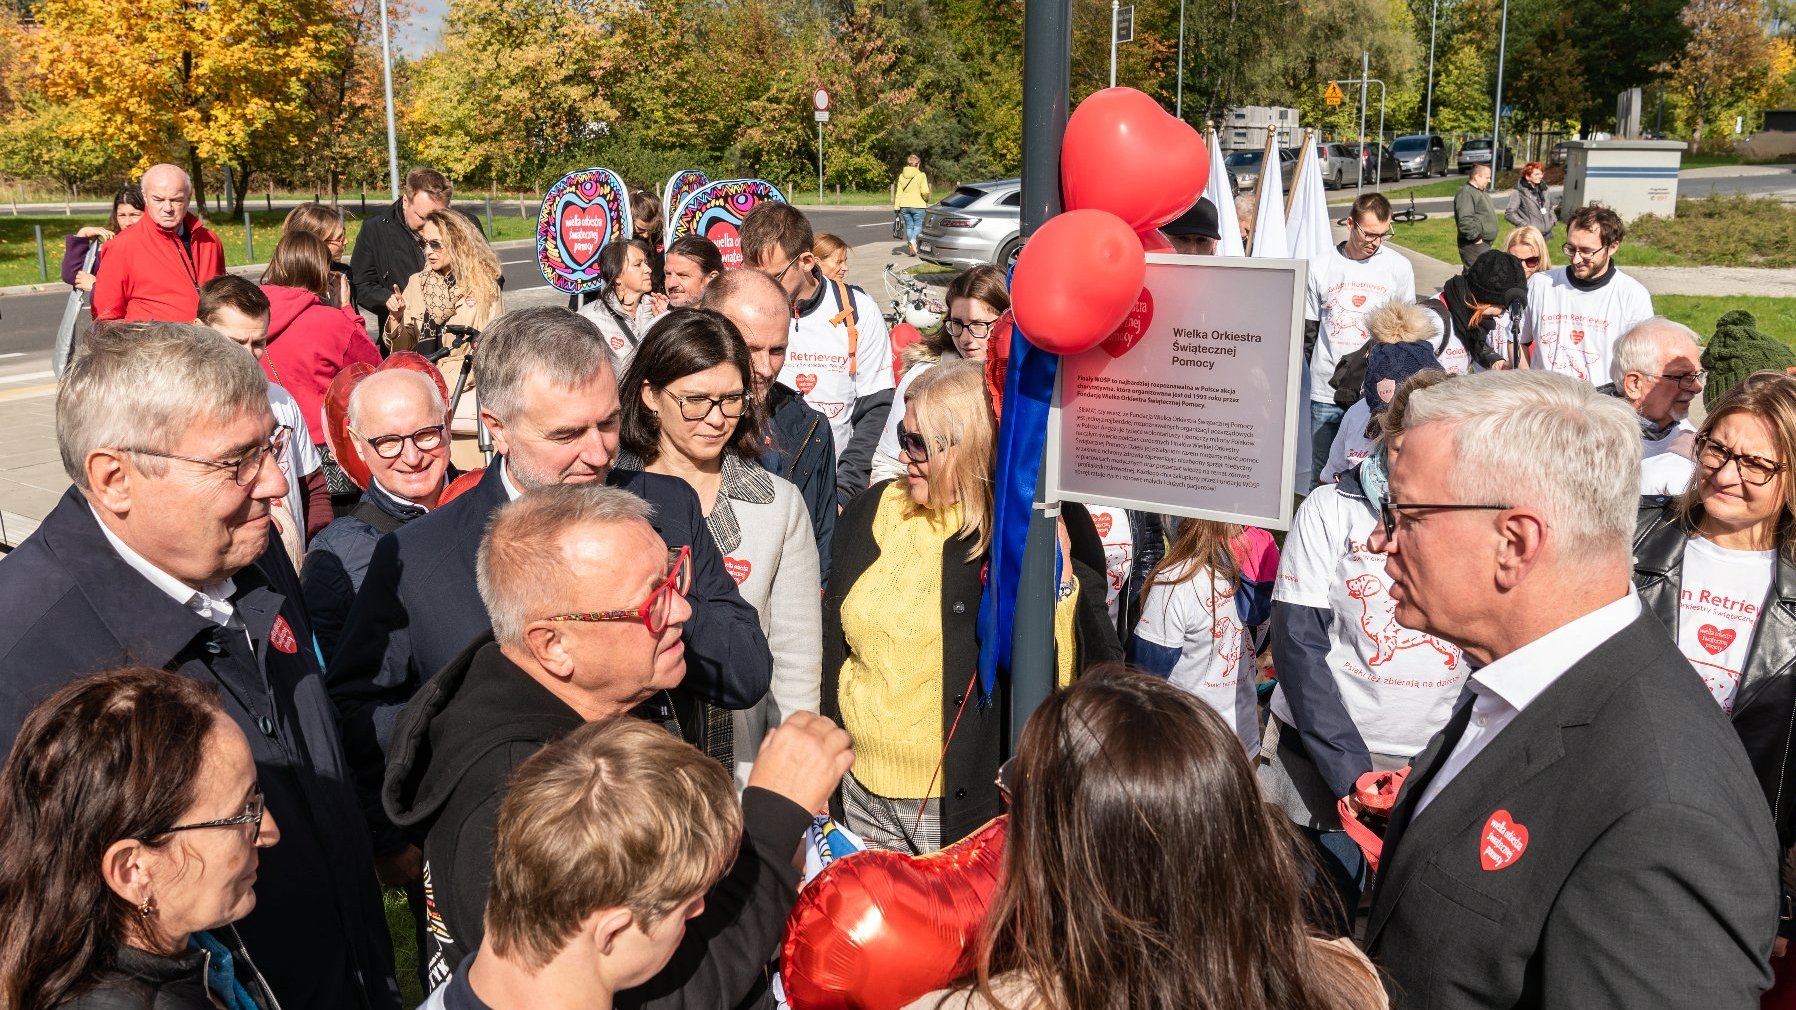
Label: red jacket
xmin=261 ymin=285 xmax=382 ymax=441
xmin=91 ymin=213 xmax=225 ymax=321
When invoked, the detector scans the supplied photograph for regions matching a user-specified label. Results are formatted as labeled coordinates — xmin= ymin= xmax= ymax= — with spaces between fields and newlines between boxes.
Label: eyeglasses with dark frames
xmin=768 ymin=256 xmax=803 ymax=284
xmin=898 ymin=429 xmax=953 ymax=463
xmin=354 ymin=424 xmax=447 ymax=459
xmin=145 ymin=791 xmax=265 ymax=839
xmin=121 ymin=428 xmax=289 ymax=486
xmin=542 ymin=546 xmax=693 ymax=635
xmin=1379 ymin=501 xmax=1512 ymax=541
xmin=1561 ymin=242 xmax=1607 ymax=261
xmin=1694 ymin=436 xmax=1788 ymax=487
xmin=663 ymin=390 xmax=748 ymax=421
xmin=1641 ymin=369 xmax=1708 ymax=390
xmin=943 ymin=318 xmax=1000 ymax=339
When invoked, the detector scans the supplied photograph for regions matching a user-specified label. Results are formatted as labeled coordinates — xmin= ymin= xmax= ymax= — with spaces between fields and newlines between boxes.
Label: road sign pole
xmin=1358 ymin=51 xmax=1368 ymax=191
xmin=818 ymin=121 xmax=824 ymax=203
xmin=1109 ymin=0 xmax=1118 ymax=87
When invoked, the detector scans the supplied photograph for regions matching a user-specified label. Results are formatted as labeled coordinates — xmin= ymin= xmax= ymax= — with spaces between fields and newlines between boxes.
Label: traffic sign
xmin=1501 ymin=104 xmax=1514 ymax=119
xmin=1114 ymin=4 xmax=1134 ymax=43
xmin=1324 ymin=81 xmax=1344 ymax=106
xmin=813 ymin=89 xmax=830 ymax=112
xmin=814 ymin=110 xmax=830 ymax=122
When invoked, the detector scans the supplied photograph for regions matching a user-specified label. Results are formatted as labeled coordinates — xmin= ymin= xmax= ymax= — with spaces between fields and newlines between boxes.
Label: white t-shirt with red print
xmin=1270 ymin=483 xmax=1469 ymax=757
xmin=1135 ymin=561 xmax=1261 ymax=756
xmin=1083 ymin=505 xmax=1136 ymax=626
xmin=776 ymin=279 xmax=894 ymax=463
xmin=1676 ymin=535 xmax=1776 ymax=714
xmin=1521 ymin=266 xmax=1654 ymax=384
xmin=1305 ymin=243 xmax=1416 ymax=404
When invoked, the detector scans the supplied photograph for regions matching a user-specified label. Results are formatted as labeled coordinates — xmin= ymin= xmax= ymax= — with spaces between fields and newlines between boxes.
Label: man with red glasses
xmin=1520 ymin=203 xmax=1654 ymax=385
xmin=382 ymin=483 xmax=853 ymax=1000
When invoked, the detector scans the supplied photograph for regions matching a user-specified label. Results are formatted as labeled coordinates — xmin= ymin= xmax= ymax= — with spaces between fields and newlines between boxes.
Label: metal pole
xmin=244 ymin=212 xmax=253 ymax=262
xmin=377 ymin=0 xmax=401 ymax=199
xmin=1492 ymin=0 xmax=1510 ymax=173
xmin=1109 ymin=0 xmax=1119 ymax=88
xmin=1357 ymin=51 xmax=1369 ymax=191
xmin=817 ymin=121 xmax=824 ymax=204
xmin=1012 ymin=0 xmax=1071 ymax=749
xmin=1424 ymin=0 xmax=1438 ymax=136
xmin=1375 ymin=80 xmax=1387 ymax=193
xmin=1175 ymin=0 xmax=1185 ymax=119
xmin=34 ymin=225 xmax=46 ymax=282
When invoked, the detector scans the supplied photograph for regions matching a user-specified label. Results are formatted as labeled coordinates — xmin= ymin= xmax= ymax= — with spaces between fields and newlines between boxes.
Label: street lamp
xmin=377 ymin=0 xmax=401 ymax=200
xmin=1424 ymin=0 xmax=1439 ymax=136
xmin=1491 ymin=0 xmax=1509 ymax=169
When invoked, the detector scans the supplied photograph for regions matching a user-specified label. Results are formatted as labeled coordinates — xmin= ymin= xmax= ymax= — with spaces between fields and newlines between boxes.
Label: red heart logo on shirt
xmin=1352 ymin=294 xmax=1367 ymax=308
xmin=1569 ymin=328 xmax=1585 ymax=345
xmin=1099 ymin=288 xmax=1154 ymax=358
xmin=1092 ymin=512 xmax=1114 ymax=537
xmin=1698 ymin=624 xmax=1736 ymax=655
xmin=1479 ymin=809 xmax=1529 ymax=871
xmin=609 ymin=335 xmax=627 ymax=351
xmin=795 ymin=374 xmax=818 ymax=395
xmin=723 ymin=556 xmax=752 ymax=585
xmin=270 ymin=615 xmax=298 ymax=655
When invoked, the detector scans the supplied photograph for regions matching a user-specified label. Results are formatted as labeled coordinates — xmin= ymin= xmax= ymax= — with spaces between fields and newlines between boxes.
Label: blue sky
xmin=402 ymin=0 xmax=448 ymax=54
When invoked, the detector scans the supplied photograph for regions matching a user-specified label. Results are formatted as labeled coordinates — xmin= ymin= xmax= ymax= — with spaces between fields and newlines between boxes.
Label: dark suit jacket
xmin=0 ymin=489 xmax=398 ymax=1010
xmin=327 ymin=462 xmax=772 ymax=849
xmin=1366 ymin=611 xmax=1779 ymax=1010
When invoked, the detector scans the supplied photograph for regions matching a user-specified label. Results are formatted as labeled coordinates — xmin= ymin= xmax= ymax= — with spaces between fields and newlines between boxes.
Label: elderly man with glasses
xmin=0 ymin=322 xmax=401 ymax=1010
xmin=1520 ymin=203 xmax=1655 ymax=385
xmin=1603 ymin=316 xmax=1707 ymax=495
xmin=381 ymin=482 xmax=852 ymax=1001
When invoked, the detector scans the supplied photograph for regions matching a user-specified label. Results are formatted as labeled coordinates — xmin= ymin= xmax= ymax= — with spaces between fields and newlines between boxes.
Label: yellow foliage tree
xmin=1669 ymin=0 xmax=1775 ymax=147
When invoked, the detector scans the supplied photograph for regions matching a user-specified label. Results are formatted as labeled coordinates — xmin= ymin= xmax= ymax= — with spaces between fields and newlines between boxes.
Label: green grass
xmin=1655 ymin=295 xmax=1796 ymax=347
xmin=384 ymin=888 xmax=424 ymax=1008
xmin=1388 ymin=215 xmax=1696 ymax=268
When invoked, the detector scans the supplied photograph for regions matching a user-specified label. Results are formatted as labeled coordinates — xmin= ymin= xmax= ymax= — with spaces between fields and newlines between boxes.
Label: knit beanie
xmin=1364 ymin=340 xmax=1442 ymax=415
xmin=1464 ymin=251 xmax=1528 ymax=308
xmin=1703 ymin=310 xmax=1796 ymax=409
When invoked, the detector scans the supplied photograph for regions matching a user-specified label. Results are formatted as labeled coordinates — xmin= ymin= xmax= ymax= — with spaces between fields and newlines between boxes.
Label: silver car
xmin=917 ymin=179 xmax=1022 ymax=270
xmin=1314 ymin=142 xmax=1360 ymax=189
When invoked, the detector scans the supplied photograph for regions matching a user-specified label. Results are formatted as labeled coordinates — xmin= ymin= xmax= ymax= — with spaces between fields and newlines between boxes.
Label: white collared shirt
xmin=499 ymin=458 xmax=523 ymax=502
xmin=89 ymin=505 xmax=239 ymax=629
xmin=1414 ymin=590 xmax=1643 ymax=814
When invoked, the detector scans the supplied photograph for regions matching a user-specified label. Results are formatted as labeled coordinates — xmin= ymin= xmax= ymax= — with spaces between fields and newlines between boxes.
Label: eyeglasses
xmin=664 ymin=390 xmax=747 ymax=421
xmin=1561 ymin=242 xmax=1607 ymax=261
xmin=1695 ymin=436 xmax=1788 ymax=486
xmin=768 ymin=255 xmax=803 ymax=284
xmin=147 ymin=791 xmax=265 ymax=839
xmin=543 ymin=546 xmax=692 ymax=635
xmin=897 ymin=429 xmax=953 ymax=463
xmin=422 ymin=239 xmax=445 ymax=251
xmin=943 ymin=318 xmax=999 ymax=339
xmin=122 ymin=428 xmax=289 ymax=486
xmin=1518 ymin=255 xmax=1541 ymax=268
xmin=1353 ymin=220 xmax=1393 ymax=241
xmin=1379 ymin=500 xmax=1512 ymax=541
xmin=354 ymin=423 xmax=447 ymax=459
xmin=1643 ymin=369 xmax=1708 ymax=390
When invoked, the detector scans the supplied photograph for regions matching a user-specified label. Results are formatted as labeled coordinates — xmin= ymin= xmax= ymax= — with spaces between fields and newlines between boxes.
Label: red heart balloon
xmin=781 ymin=817 xmax=1008 ymax=1010
xmin=1062 ymin=87 xmax=1209 ymax=233
xmin=322 ymin=351 xmax=456 ymax=491
xmin=1010 ymin=209 xmax=1145 ymax=356
xmin=1100 ymin=287 xmax=1154 ymax=359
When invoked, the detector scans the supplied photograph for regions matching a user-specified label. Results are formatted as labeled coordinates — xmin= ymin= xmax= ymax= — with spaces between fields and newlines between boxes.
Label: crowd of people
xmin=0 ymin=156 xmax=1793 ymax=1010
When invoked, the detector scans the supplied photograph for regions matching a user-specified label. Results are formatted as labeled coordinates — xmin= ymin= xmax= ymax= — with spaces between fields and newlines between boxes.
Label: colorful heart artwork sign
xmin=537 ymin=167 xmax=634 ymax=294
xmin=670 ymin=179 xmax=787 ymax=270
xmin=661 ymin=170 xmax=711 ymax=245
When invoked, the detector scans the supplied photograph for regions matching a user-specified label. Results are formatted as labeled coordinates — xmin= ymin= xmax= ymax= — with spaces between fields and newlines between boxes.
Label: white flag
xmin=1286 ymin=132 xmax=1335 ymax=263
xmin=1205 ymin=131 xmax=1245 ymax=257
xmin=1250 ymin=143 xmax=1289 ymax=259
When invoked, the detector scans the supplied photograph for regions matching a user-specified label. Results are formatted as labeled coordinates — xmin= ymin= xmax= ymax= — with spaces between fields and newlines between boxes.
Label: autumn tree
xmin=1568 ymin=0 xmax=1689 ymax=128
xmin=1668 ymin=0 xmax=1776 ymax=147
xmin=1507 ymin=9 xmax=1589 ymax=132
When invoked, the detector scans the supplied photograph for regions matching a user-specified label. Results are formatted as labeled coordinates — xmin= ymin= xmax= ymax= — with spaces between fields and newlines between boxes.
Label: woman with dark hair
xmin=582 ymin=238 xmax=667 ymax=366
xmin=664 ymin=235 xmax=724 ymax=309
xmin=631 ymin=188 xmax=667 ymax=293
xmin=617 ymin=307 xmax=820 ymax=784
xmin=62 ymin=185 xmax=145 ymax=294
xmin=906 ymin=672 xmax=1385 ymax=1010
xmin=1634 ymin=370 xmax=1796 ymax=958
xmin=0 ymin=666 xmax=281 ymax=1009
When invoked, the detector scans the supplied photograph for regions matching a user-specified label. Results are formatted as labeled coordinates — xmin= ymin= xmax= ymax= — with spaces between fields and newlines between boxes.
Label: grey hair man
xmin=303 ymin=368 xmax=453 ymax=659
xmin=382 ymin=482 xmax=851 ymax=992
xmin=328 ymin=304 xmax=771 ymax=884
xmin=1608 ymin=317 xmax=1707 ymax=495
xmin=93 ymin=164 xmax=227 ymax=322
xmin=1363 ymin=369 xmax=1778 ymax=1010
xmin=703 ymin=268 xmax=835 ymax=578
xmin=0 ymin=322 xmax=401 ymax=1009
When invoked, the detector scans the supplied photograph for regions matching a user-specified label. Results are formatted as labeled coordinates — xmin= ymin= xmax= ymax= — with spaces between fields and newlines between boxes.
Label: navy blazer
xmin=327 ymin=462 xmax=772 ymax=847
xmin=0 ymin=489 xmax=399 ymax=1010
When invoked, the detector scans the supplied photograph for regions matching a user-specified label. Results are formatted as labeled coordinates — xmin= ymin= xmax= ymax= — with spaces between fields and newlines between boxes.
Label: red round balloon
xmin=782 ymin=817 xmax=1008 ymax=1010
xmin=1062 ymin=87 xmax=1209 ymax=233
xmin=1138 ymin=228 xmax=1173 ymax=254
xmin=321 ymin=351 xmax=455 ymax=491
xmin=1010 ymin=209 xmax=1146 ymax=356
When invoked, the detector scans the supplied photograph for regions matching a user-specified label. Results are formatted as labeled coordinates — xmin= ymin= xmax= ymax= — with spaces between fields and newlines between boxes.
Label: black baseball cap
xmin=1162 ymin=197 xmax=1221 ymax=241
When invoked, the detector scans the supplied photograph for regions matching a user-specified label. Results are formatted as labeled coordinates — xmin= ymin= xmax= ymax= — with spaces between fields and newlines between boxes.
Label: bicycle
xmin=882 ymin=263 xmax=946 ymax=331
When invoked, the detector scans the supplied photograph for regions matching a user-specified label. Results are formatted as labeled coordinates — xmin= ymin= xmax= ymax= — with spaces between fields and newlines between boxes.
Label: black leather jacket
xmin=62 ymin=927 xmax=277 ymax=1010
xmin=1633 ymin=500 xmax=1796 ymax=855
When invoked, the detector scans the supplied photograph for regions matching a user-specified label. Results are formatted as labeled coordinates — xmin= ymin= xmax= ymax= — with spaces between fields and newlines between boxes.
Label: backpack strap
xmin=827 ymin=278 xmax=861 ymax=378
xmin=349 ymin=497 xmax=407 ymax=536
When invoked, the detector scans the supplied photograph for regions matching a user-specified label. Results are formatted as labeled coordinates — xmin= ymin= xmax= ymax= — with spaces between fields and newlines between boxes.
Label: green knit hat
xmin=1702 ymin=310 xmax=1796 ymax=409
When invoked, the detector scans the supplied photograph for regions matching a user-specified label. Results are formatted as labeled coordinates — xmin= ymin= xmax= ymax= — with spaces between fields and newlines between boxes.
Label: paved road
xmin=0 ymin=206 xmax=890 ymax=381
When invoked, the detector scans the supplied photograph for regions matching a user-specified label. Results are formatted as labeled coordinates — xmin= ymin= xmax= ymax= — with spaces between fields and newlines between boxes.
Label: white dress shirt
xmin=500 ymin=458 xmax=523 ymax=502
xmin=1414 ymin=589 xmax=1643 ymax=815
xmin=90 ymin=505 xmax=239 ymax=628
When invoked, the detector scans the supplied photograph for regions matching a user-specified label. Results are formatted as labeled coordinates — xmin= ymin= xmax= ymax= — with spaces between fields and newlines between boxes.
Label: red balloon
xmin=321 ymin=351 xmax=455 ymax=491
xmin=782 ymin=817 xmax=1008 ymax=1010
xmin=1138 ymin=228 xmax=1173 ymax=253
xmin=1062 ymin=87 xmax=1209 ymax=233
xmin=1010 ymin=209 xmax=1146 ymax=355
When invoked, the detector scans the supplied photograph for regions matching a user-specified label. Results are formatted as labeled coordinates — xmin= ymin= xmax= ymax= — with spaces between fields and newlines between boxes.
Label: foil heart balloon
xmin=781 ymin=816 xmax=1008 ymax=1010
xmin=322 ymin=352 xmax=454 ymax=491
xmin=1062 ymin=87 xmax=1209 ymax=233
xmin=1010 ymin=209 xmax=1145 ymax=356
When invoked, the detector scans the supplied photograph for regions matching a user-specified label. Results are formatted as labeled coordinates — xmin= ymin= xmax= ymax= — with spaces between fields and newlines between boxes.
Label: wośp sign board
xmin=537 ymin=167 xmax=633 ymax=295
xmin=1045 ymin=255 xmax=1307 ymax=530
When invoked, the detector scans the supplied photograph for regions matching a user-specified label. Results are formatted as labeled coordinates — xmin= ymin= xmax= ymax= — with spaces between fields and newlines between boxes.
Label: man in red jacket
xmin=92 ymin=164 xmax=225 ymax=322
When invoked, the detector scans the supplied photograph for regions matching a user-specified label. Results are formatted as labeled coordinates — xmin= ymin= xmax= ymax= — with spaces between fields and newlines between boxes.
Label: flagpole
xmin=1286 ymin=128 xmax=1312 ymax=219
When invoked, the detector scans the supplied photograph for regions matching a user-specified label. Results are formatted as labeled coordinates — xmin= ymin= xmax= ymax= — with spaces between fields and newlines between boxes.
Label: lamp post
xmin=377 ymin=0 xmax=401 ymax=200
xmin=1175 ymin=0 xmax=1186 ymax=119
xmin=1491 ymin=0 xmax=1510 ymax=173
xmin=1424 ymin=0 xmax=1439 ymax=136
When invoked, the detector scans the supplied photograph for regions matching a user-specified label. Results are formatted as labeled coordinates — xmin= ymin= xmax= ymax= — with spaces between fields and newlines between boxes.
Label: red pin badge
xmin=723 ymin=557 xmax=752 ymax=585
xmin=270 ymin=615 xmax=299 ymax=655
xmin=1479 ymin=809 xmax=1528 ymax=871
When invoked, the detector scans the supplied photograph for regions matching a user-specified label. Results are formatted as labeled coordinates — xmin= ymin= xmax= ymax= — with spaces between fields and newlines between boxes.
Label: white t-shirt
xmin=1270 ymin=483 xmax=1469 ymax=756
xmin=873 ymin=356 xmax=945 ymax=483
xmin=1135 ymin=562 xmax=1262 ymax=756
xmin=269 ymin=383 xmax=321 ymax=545
xmin=1083 ymin=505 xmax=1136 ymax=626
xmin=777 ymin=278 xmax=895 ymax=462
xmin=1306 ymin=244 xmax=1416 ymax=403
xmin=1642 ymin=453 xmax=1696 ymax=496
xmin=1322 ymin=400 xmax=1375 ymax=485
xmin=1522 ymin=267 xmax=1654 ymax=384
xmin=1676 ymin=536 xmax=1776 ymax=713
xmin=1418 ymin=294 xmax=1497 ymax=374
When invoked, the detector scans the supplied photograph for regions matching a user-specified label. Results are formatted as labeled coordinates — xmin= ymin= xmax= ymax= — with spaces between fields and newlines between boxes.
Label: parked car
xmin=1314 ymin=142 xmax=1360 ymax=189
xmin=1357 ymin=142 xmax=1402 ymax=183
xmin=1224 ymin=148 xmax=1298 ymax=194
xmin=916 ymin=179 xmax=1023 ymax=270
xmin=1392 ymin=134 xmax=1449 ymax=177
xmin=1457 ymin=136 xmax=1514 ymax=172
